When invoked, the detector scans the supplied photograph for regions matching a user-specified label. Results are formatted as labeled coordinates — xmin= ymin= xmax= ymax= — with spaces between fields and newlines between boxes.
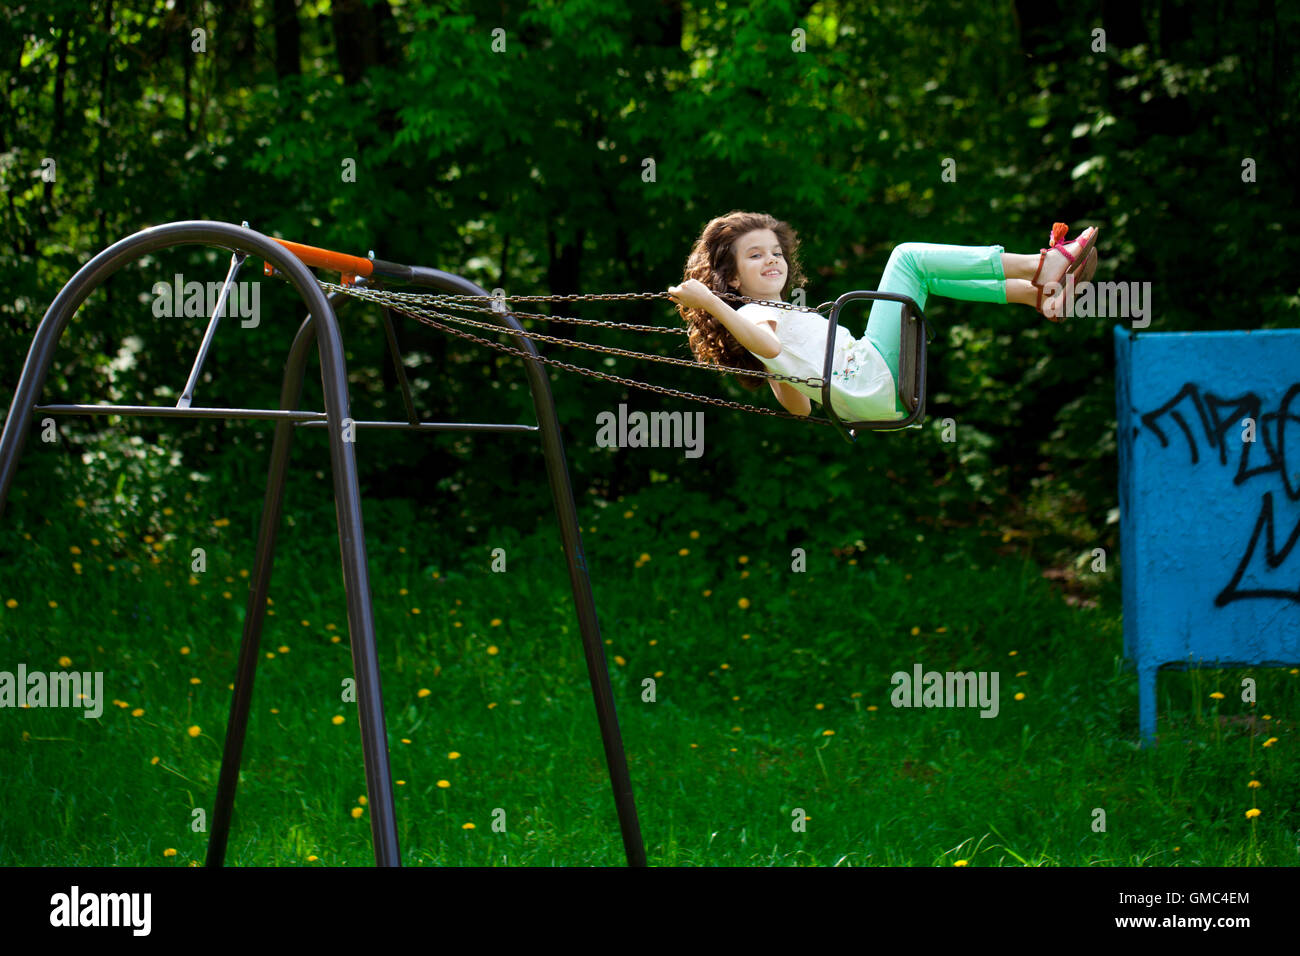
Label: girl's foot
xmin=1033 ymin=225 xmax=1098 ymax=320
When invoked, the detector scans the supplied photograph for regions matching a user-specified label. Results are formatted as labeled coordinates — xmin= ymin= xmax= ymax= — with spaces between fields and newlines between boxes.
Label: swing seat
xmin=818 ymin=290 xmax=931 ymax=442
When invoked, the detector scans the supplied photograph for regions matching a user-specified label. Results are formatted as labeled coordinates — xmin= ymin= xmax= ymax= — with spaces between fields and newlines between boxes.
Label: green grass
xmin=0 ymin=485 xmax=1296 ymax=867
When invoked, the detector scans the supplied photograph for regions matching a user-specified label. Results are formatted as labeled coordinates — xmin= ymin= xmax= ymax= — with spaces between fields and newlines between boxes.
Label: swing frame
xmin=818 ymin=290 xmax=932 ymax=443
xmin=0 ymin=220 xmax=646 ymax=867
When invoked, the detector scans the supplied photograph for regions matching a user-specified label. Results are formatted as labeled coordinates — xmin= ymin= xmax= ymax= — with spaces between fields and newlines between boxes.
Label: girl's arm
xmin=770 ymin=379 xmax=813 ymax=416
xmin=667 ymin=280 xmax=781 ymax=358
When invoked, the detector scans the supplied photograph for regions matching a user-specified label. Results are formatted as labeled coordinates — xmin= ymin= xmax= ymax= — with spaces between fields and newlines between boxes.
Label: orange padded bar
xmin=269 ymin=238 xmax=374 ymax=277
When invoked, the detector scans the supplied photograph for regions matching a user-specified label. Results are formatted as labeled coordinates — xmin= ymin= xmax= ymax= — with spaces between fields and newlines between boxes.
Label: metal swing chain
xmin=323 ymin=282 xmax=827 ymax=389
xmin=319 ymin=282 xmax=840 ymax=427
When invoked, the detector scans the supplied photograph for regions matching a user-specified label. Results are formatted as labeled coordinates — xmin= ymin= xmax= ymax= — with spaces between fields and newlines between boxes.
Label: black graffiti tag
xmin=1139 ymin=383 xmax=1300 ymax=605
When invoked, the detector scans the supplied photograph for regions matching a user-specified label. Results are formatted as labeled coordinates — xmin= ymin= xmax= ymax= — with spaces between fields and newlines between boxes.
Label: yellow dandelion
xmin=180 ymin=646 xmax=190 ymax=655
xmin=490 ymin=619 xmax=503 ymax=628
xmin=222 ymin=591 xmax=232 ymax=600
xmin=358 ymin=795 xmax=368 ymax=806
xmin=487 ymin=645 xmax=499 ymax=656
xmin=58 ymin=655 xmax=72 ymax=667
xmin=867 ymin=705 xmax=878 ymax=712
xmin=1263 ymin=737 xmax=1278 ymax=747
xmin=131 ymin=708 xmax=144 ymax=717
xmin=48 ymin=600 xmax=58 ymax=609
xmin=396 ymin=780 xmax=405 ymax=786
xmin=649 ymin=639 xmax=658 ymax=646
xmin=936 ymin=626 xmax=948 ymax=633
xmin=1263 ymin=714 xmax=1272 ymax=720
xmin=418 ymin=688 xmax=431 ymax=698
xmin=639 ymin=553 xmax=651 ymax=563
xmin=462 ymin=822 xmax=476 ymax=830
xmin=823 ymin=729 xmax=835 ymax=736
xmin=278 ymin=645 xmax=290 ymax=654
xmin=188 ymin=576 xmax=199 ymax=586
xmin=1248 ymin=780 xmax=1261 ymax=789
xmin=187 ymin=725 xmax=201 ymax=737
xmin=331 ymin=715 xmax=345 ymax=725
xmin=401 ymin=738 xmax=411 ymax=744
xmin=1245 ymin=808 xmax=1261 ymax=819
xmin=307 ymin=855 xmax=318 ymax=862
xmin=1209 ymin=692 xmax=1225 ymax=700
xmin=437 ymin=780 xmax=450 ymax=789
xmin=741 ymin=634 xmax=750 ymax=640
xmin=721 ymin=663 xmax=730 ymax=670
xmin=265 ymin=652 xmax=275 ymax=659
xmin=331 ymin=636 xmax=341 ymax=643
xmin=654 ymin=670 xmax=664 ymax=677
xmin=270 ymin=708 xmax=279 ymax=715
xmin=190 ymin=677 xmax=201 ymax=685
xmin=351 ymin=807 xmax=364 ymax=819
xmin=609 ymin=655 xmax=625 ymax=666
xmin=1016 ymin=671 xmax=1028 ymax=677
xmin=702 ymin=589 xmax=712 ymax=597
xmin=910 ymin=626 xmax=920 ymax=636
xmin=3 ymin=598 xmax=15 ymax=609
xmin=731 ymin=726 xmax=741 ymax=732
xmin=1008 ymin=650 xmax=1018 ymax=657
xmin=449 ymin=752 xmax=461 ymax=760
xmin=738 ymin=597 xmax=750 ymax=609
xmin=1014 ymin=692 xmax=1026 ymax=701
xmin=75 ymin=499 xmax=86 ymax=508
xmin=487 ymin=702 xmax=498 ymax=709
xmin=214 ymin=518 xmax=230 ymax=527
xmin=954 ymin=859 xmax=968 ymax=867
xmin=72 ymin=562 xmax=82 ymax=573
xmin=150 ymin=756 xmax=160 ymax=765
xmin=163 ymin=848 xmax=177 ymax=857
xmin=850 ymin=692 xmax=862 ymax=699
xmin=814 ymin=702 xmax=824 ymax=710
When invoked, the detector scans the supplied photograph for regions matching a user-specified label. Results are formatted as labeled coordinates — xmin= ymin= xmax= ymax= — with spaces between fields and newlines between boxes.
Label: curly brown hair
xmin=675 ymin=210 xmax=809 ymax=391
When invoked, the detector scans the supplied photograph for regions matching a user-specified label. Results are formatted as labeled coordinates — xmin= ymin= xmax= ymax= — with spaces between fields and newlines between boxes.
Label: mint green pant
xmin=863 ymin=243 xmax=1006 ymax=413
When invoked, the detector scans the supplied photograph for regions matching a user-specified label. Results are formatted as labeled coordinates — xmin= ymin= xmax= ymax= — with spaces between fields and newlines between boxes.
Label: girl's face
xmin=728 ymin=228 xmax=787 ymax=301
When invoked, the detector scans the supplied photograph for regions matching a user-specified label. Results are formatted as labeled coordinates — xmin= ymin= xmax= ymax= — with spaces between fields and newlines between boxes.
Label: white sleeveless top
xmin=737 ymin=302 xmax=903 ymax=422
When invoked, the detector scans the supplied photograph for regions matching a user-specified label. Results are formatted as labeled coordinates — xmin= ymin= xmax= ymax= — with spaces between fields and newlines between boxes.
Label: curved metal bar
xmin=0 ymin=221 xmax=401 ymax=866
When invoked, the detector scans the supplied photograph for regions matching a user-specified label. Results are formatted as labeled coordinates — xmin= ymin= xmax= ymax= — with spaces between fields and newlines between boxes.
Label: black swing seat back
xmin=818 ymin=290 xmax=931 ymax=442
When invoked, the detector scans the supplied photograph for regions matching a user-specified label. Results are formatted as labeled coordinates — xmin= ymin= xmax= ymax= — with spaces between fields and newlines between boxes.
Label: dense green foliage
xmin=4 ymin=0 xmax=1295 ymax=564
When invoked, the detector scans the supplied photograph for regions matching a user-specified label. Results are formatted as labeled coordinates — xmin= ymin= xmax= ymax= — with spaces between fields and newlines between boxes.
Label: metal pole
xmin=404 ymin=265 xmax=647 ymax=866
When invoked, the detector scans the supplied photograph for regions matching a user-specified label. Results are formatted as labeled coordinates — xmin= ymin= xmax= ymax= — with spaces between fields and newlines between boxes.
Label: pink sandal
xmin=1032 ymin=223 xmax=1099 ymax=322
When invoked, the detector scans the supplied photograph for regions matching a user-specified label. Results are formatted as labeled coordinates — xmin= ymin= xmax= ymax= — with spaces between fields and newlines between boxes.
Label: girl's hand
xmin=667 ymin=278 xmax=717 ymax=312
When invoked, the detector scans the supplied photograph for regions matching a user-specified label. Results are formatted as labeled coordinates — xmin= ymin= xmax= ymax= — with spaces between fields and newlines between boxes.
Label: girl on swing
xmin=667 ymin=210 xmax=1098 ymax=423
